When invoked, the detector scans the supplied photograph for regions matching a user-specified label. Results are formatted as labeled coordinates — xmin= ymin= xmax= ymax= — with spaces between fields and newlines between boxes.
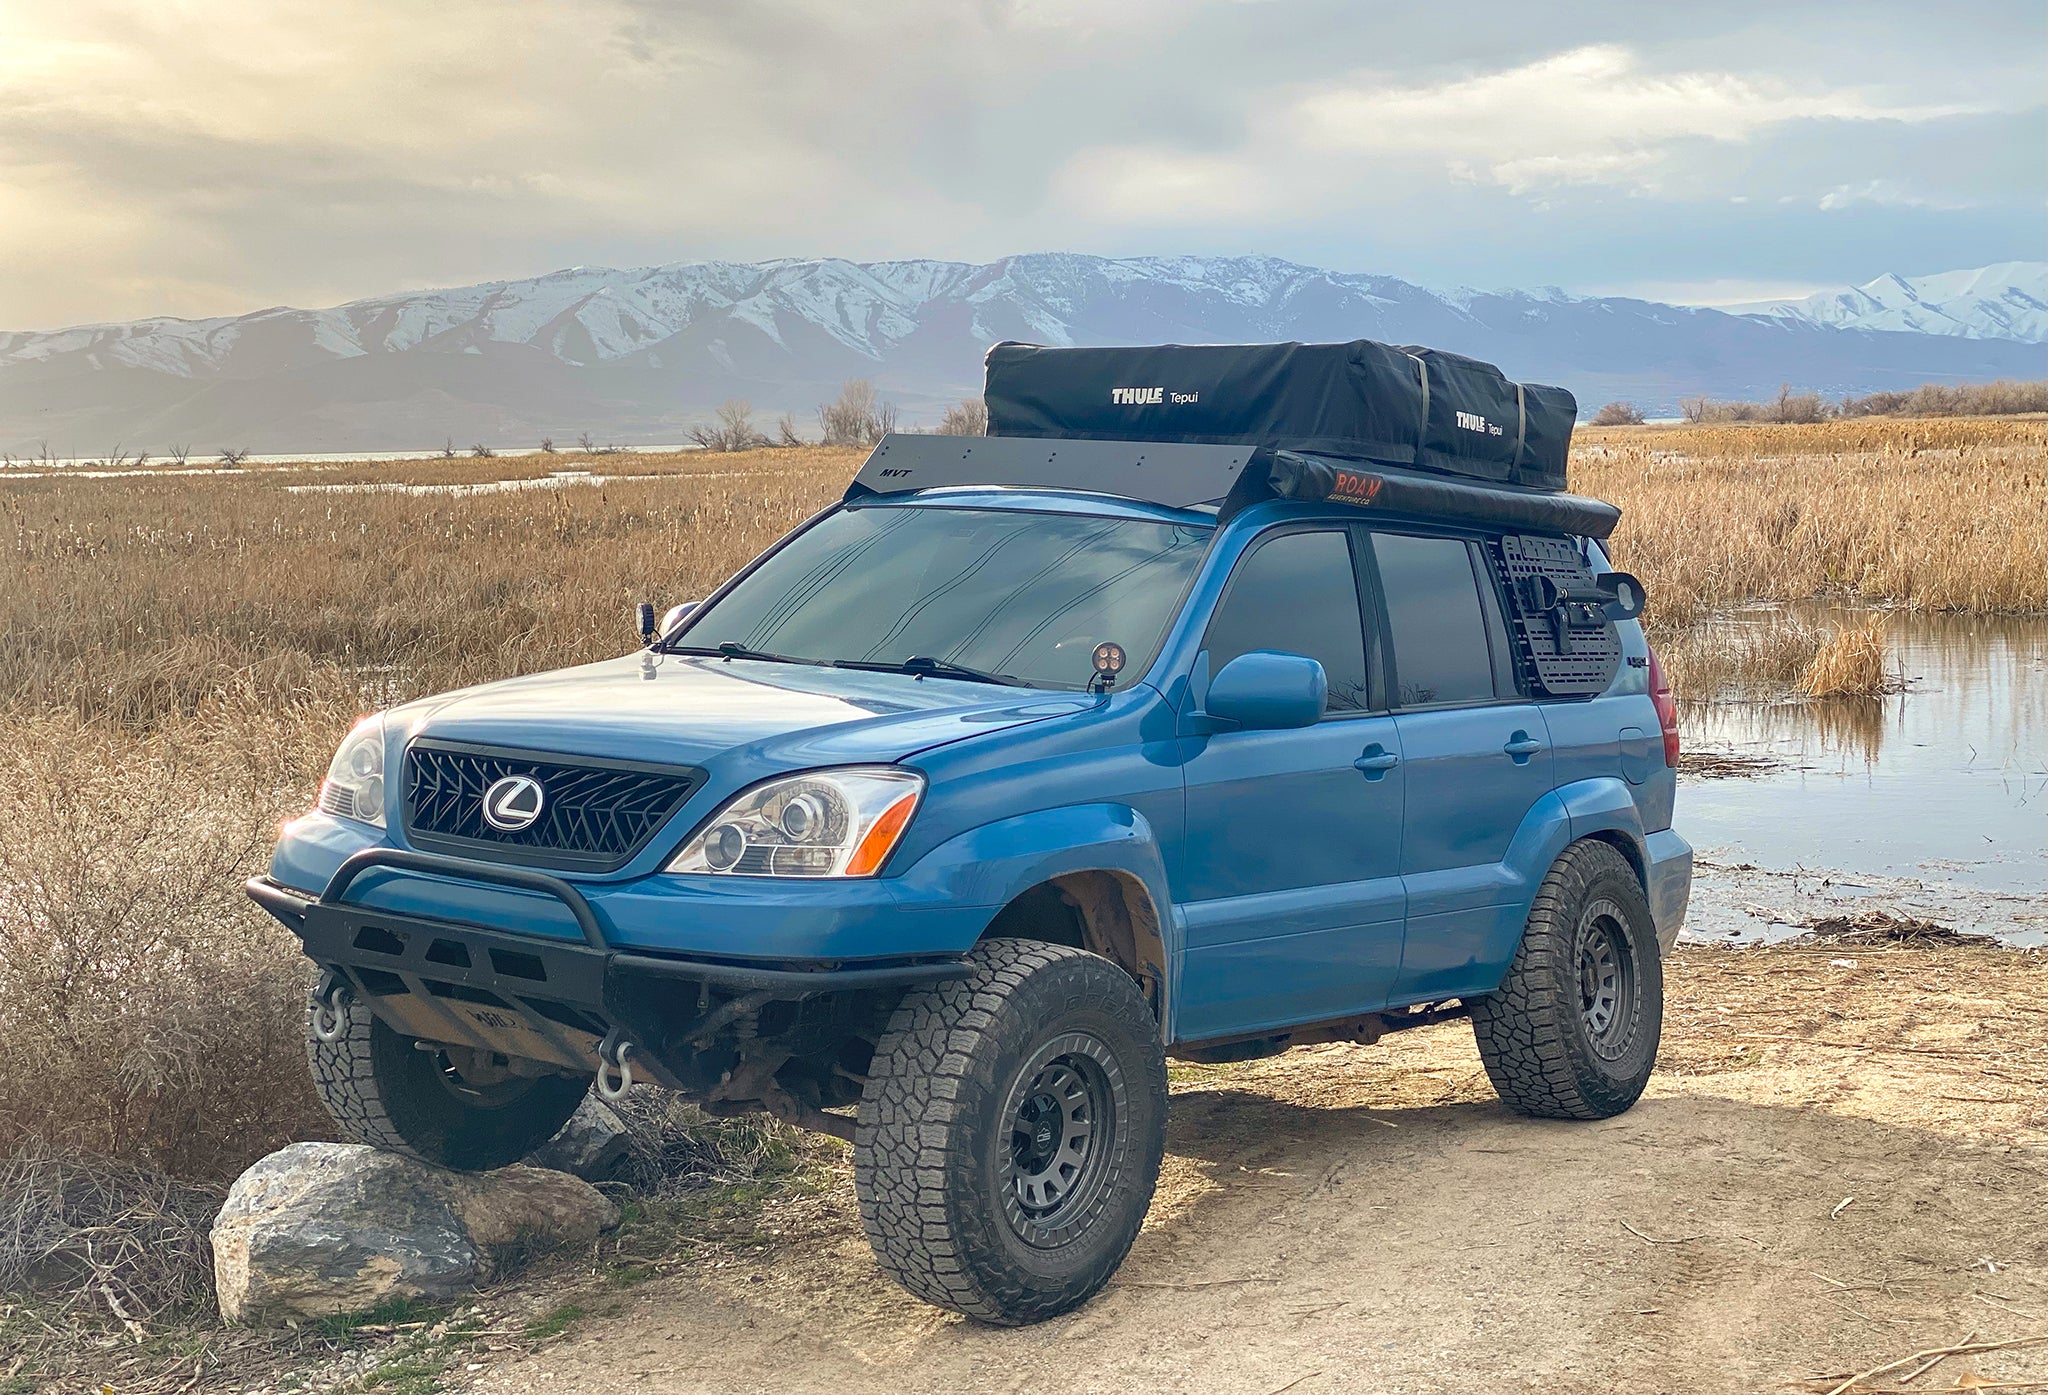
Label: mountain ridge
xmin=1728 ymin=262 xmax=2047 ymax=342
xmin=3 ymin=254 xmax=2041 ymax=454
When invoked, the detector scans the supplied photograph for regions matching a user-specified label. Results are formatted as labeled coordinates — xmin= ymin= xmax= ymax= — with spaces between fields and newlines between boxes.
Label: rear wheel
xmin=854 ymin=938 xmax=1168 ymax=1325
xmin=1471 ymin=840 xmax=1663 ymax=1120
xmin=306 ymin=989 xmax=587 ymax=1171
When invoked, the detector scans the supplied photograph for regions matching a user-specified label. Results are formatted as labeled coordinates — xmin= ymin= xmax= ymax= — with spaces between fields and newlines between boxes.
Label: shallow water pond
xmin=1677 ymin=607 xmax=2046 ymax=943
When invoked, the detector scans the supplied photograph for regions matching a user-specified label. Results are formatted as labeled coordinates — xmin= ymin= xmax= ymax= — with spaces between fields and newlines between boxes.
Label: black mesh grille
xmin=1492 ymin=535 xmax=1622 ymax=698
xmin=402 ymin=741 xmax=702 ymax=871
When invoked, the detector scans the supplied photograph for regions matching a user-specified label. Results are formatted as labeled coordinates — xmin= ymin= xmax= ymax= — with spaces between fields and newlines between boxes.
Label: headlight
xmin=318 ymin=715 xmax=387 ymax=828
xmin=666 ymin=767 xmax=923 ymax=878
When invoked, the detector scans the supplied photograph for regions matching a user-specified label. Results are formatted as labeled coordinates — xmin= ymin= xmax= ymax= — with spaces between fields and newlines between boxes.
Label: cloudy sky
xmin=2 ymin=0 xmax=2041 ymax=329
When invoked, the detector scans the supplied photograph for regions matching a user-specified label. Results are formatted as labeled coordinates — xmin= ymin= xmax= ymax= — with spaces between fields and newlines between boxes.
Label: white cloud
xmin=1055 ymin=43 xmax=1995 ymax=221
xmin=1818 ymin=179 xmax=1966 ymax=211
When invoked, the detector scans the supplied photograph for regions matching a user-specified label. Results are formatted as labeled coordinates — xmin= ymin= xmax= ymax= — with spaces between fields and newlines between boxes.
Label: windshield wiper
xmin=667 ymin=640 xmax=827 ymax=667
xmin=833 ymin=656 xmax=1026 ymax=687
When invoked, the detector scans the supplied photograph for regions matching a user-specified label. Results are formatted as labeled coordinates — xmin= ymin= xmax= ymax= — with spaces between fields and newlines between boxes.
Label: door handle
xmin=1503 ymin=731 xmax=1544 ymax=761
xmin=1354 ymin=744 xmax=1400 ymax=778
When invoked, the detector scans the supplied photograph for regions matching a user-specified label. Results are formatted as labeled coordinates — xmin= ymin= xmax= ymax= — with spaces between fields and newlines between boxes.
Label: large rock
xmin=212 ymin=1143 xmax=618 ymax=1324
xmin=523 ymin=1095 xmax=631 ymax=1181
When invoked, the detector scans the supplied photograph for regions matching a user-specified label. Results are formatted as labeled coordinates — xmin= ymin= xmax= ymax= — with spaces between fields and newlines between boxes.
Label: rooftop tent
xmin=982 ymin=339 xmax=1578 ymax=493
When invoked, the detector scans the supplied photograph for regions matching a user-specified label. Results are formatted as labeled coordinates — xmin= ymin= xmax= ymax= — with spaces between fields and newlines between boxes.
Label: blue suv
xmin=250 ymin=341 xmax=1691 ymax=1324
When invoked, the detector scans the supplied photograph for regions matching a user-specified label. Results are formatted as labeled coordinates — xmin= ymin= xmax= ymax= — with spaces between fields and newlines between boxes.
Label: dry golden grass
xmin=1576 ymin=415 xmax=2048 ymax=623
xmin=0 ymin=447 xmax=855 ymax=1183
xmin=0 ymin=418 xmax=2040 ymax=1186
xmin=1797 ymin=616 xmax=1898 ymax=699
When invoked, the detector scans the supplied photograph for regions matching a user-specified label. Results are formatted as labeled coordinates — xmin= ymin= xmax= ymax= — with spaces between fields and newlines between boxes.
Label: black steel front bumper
xmin=247 ymin=848 xmax=970 ymax=1075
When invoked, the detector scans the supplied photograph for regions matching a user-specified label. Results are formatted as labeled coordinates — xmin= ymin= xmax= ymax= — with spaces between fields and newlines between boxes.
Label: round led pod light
xmin=666 ymin=767 xmax=923 ymax=878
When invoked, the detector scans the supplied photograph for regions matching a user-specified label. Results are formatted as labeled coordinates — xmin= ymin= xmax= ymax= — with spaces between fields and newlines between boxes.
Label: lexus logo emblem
xmin=482 ymin=774 xmax=546 ymax=832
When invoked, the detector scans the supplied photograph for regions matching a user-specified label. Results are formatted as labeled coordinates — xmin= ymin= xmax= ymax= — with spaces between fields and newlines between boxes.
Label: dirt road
xmin=436 ymin=938 xmax=2048 ymax=1395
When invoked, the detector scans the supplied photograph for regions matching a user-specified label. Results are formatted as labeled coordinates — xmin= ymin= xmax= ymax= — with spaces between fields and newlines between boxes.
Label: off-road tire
xmin=306 ymin=990 xmax=587 ymax=1171
xmin=854 ymin=938 xmax=1168 ymax=1325
xmin=1471 ymin=840 xmax=1663 ymax=1120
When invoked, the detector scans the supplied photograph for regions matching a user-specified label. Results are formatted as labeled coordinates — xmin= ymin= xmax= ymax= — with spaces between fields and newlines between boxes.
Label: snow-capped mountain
xmin=2 ymin=254 xmax=2040 ymax=453
xmin=1729 ymin=263 xmax=2047 ymax=342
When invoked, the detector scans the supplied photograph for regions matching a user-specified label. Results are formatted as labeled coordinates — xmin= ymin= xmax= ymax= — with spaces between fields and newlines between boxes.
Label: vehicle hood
xmin=392 ymin=651 xmax=1096 ymax=770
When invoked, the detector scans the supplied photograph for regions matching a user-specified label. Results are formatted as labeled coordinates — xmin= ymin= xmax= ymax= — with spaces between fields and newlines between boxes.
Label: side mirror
xmin=1205 ymin=651 xmax=1327 ymax=731
xmin=660 ymin=601 xmax=698 ymax=634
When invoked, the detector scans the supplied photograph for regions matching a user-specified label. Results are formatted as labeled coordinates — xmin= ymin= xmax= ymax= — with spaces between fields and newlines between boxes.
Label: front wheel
xmin=306 ymin=989 xmax=588 ymax=1171
xmin=1471 ymin=840 xmax=1663 ymax=1120
xmin=854 ymin=938 xmax=1168 ymax=1325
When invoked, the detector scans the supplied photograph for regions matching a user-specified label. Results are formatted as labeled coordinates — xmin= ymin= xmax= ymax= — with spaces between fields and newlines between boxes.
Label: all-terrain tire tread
xmin=305 ymin=994 xmax=435 ymax=1160
xmin=854 ymin=938 xmax=1168 ymax=1325
xmin=1470 ymin=840 xmax=1662 ymax=1121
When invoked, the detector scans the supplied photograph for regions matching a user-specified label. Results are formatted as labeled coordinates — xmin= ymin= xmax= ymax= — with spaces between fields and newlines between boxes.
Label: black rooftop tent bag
xmin=983 ymin=340 xmax=1576 ymax=493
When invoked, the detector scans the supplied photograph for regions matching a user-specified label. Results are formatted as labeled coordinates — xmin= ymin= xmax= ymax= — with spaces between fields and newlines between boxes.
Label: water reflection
xmin=1679 ymin=606 xmax=2047 ymax=898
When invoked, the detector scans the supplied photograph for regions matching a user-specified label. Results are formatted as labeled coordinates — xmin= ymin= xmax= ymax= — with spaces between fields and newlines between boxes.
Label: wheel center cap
xmin=1034 ymin=1121 xmax=1055 ymax=1149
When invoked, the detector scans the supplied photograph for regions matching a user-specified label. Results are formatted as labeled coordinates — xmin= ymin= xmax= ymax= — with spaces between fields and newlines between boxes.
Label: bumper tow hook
xmin=309 ymin=969 xmax=353 ymax=1044
xmin=596 ymin=1029 xmax=636 ymax=1102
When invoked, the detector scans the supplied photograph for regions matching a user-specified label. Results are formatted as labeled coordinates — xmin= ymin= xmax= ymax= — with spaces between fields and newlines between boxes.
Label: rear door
xmin=1173 ymin=526 xmax=1407 ymax=1042
xmin=1366 ymin=530 xmax=1553 ymax=1003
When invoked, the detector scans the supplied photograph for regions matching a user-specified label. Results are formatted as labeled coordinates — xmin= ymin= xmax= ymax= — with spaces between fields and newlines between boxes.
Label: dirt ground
xmin=403 ymin=936 xmax=2048 ymax=1395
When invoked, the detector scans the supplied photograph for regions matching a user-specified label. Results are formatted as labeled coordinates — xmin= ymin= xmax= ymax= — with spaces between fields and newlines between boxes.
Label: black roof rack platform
xmin=847 ymin=433 xmax=1257 ymax=510
xmin=845 ymin=433 xmax=1618 ymax=540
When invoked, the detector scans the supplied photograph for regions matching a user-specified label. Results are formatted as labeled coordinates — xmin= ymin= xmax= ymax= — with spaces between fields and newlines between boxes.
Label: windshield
xmin=674 ymin=503 xmax=1213 ymax=690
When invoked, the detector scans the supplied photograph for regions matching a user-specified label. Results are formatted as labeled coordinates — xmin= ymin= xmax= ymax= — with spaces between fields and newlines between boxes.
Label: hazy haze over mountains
xmin=2 ymin=255 xmax=2041 ymax=455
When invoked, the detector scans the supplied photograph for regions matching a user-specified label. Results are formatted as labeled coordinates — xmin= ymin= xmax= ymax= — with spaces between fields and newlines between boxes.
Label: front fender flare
xmin=895 ymin=802 xmax=1173 ymax=937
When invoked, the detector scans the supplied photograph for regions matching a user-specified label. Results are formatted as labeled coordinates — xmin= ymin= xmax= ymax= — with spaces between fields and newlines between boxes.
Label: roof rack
xmin=845 ymin=433 xmax=1619 ymax=540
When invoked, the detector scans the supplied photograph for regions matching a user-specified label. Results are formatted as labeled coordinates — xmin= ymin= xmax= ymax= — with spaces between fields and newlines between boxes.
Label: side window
xmin=1371 ymin=533 xmax=1497 ymax=708
xmin=1204 ymin=529 xmax=1370 ymax=713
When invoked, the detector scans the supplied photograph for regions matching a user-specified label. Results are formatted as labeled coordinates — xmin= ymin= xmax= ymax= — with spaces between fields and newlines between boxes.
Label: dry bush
xmin=817 ymin=379 xmax=898 ymax=446
xmin=1839 ymin=378 xmax=2048 ymax=418
xmin=1590 ymin=401 xmax=1646 ymax=427
xmin=690 ymin=399 xmax=769 ymax=453
xmin=0 ymin=712 xmax=331 ymax=1179
xmin=1798 ymin=617 xmax=1897 ymax=698
xmin=937 ymin=398 xmax=988 ymax=436
xmin=0 ymin=1145 xmax=223 ymax=1321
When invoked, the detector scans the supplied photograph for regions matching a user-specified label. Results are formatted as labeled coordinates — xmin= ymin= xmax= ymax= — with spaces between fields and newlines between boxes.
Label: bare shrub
xmin=775 ymin=413 xmax=805 ymax=448
xmin=0 ymin=1145 xmax=223 ymax=1321
xmin=690 ymin=399 xmax=769 ymax=452
xmin=1679 ymin=394 xmax=1710 ymax=424
xmin=471 ymin=442 xmax=495 ymax=459
xmin=168 ymin=443 xmax=192 ymax=467
xmin=539 ymin=437 xmax=557 ymax=454
xmin=1839 ymin=378 xmax=2048 ymax=418
xmin=217 ymin=447 xmax=250 ymax=468
xmin=1590 ymin=401 xmax=1646 ymax=427
xmin=442 ymin=437 xmax=457 ymax=459
xmin=937 ymin=398 xmax=988 ymax=436
xmin=0 ymin=714 xmax=329 ymax=1180
xmin=818 ymin=379 xmax=899 ymax=446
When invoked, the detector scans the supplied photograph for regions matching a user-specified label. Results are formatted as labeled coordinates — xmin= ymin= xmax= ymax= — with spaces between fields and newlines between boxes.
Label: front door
xmin=1174 ymin=527 xmax=1407 ymax=1042
xmin=1366 ymin=530 xmax=1555 ymax=1003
